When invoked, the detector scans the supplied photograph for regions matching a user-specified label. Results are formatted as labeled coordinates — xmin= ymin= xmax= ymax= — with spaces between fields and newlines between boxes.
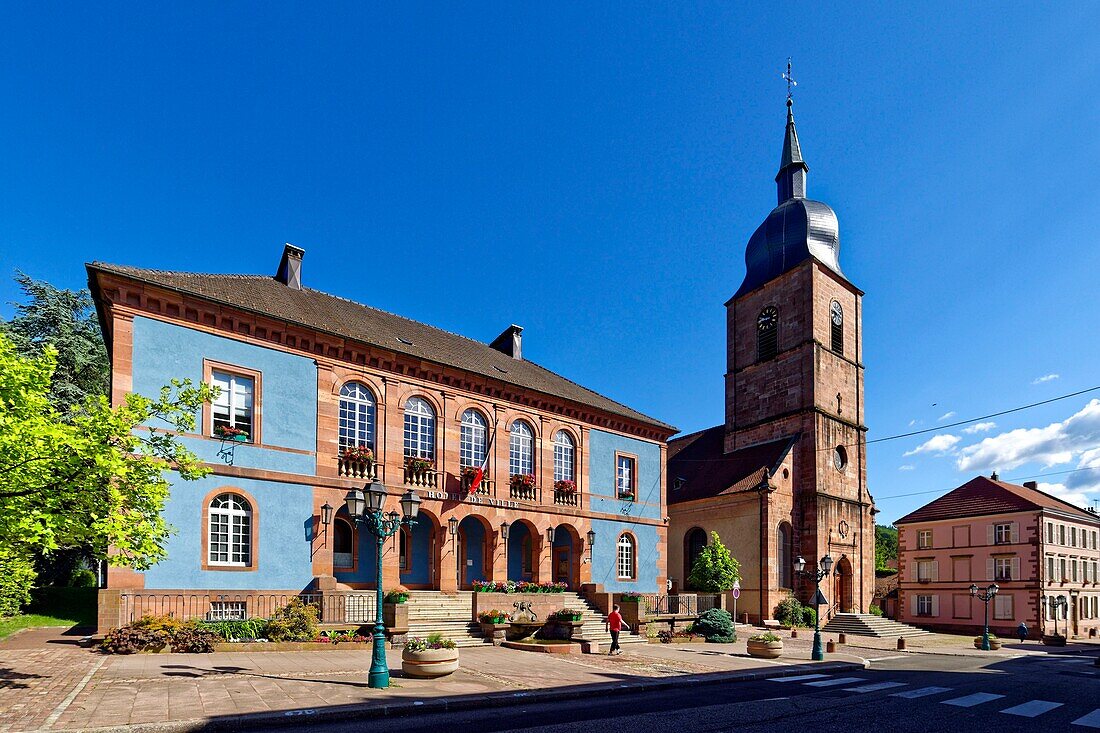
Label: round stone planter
xmin=746 ymin=639 xmax=784 ymax=659
xmin=401 ymin=647 xmax=459 ymax=678
xmin=973 ymin=636 xmax=1002 ymax=650
xmin=1041 ymin=634 xmax=1067 ymax=647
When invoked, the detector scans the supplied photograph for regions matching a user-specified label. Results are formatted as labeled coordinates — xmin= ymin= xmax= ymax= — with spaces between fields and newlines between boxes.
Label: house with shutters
xmin=895 ymin=473 xmax=1100 ymax=639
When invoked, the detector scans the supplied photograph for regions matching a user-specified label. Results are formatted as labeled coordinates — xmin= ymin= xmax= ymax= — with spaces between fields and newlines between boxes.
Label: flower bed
xmin=472 ymin=580 xmax=567 ymax=593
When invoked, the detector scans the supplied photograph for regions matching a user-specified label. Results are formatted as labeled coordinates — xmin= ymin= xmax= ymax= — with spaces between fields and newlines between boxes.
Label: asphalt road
xmin=278 ymin=651 xmax=1100 ymax=733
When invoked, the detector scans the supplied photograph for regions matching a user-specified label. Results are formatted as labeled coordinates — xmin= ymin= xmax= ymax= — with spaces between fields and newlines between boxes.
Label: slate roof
xmin=895 ymin=475 xmax=1099 ymax=525
xmin=86 ymin=262 xmax=676 ymax=432
xmin=666 ymin=426 xmax=795 ymax=504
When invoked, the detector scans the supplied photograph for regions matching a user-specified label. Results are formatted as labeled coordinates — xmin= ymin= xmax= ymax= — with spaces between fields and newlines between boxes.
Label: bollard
xmin=791 ymin=629 xmax=798 ymax=638
xmin=897 ymin=637 xmax=907 ymax=650
xmin=838 ymin=633 xmax=846 ymax=644
xmin=826 ymin=640 xmax=836 ymax=653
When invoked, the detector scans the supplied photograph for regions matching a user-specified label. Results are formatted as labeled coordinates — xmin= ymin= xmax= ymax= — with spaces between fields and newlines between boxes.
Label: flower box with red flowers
xmin=553 ymin=480 xmax=577 ymax=495
xmin=405 ymin=456 xmax=435 ymax=474
xmin=341 ymin=446 xmax=374 ymax=464
xmin=510 ymin=474 xmax=536 ymax=490
xmin=214 ymin=425 xmax=249 ymax=442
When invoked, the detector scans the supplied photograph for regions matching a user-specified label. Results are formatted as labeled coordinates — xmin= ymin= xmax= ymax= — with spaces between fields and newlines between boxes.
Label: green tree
xmin=875 ymin=524 xmax=898 ymax=571
xmin=0 ymin=333 xmax=214 ymax=613
xmin=2 ymin=273 xmax=109 ymax=410
xmin=687 ymin=531 xmax=741 ymax=592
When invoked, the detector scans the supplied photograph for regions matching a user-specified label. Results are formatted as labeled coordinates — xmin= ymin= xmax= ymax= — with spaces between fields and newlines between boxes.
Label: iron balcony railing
xmin=640 ymin=593 xmax=722 ymax=616
xmin=337 ymin=457 xmax=383 ymax=481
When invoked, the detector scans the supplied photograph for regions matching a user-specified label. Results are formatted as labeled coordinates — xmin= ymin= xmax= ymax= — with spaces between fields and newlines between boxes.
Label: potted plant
xmin=214 ymin=425 xmax=249 ymax=442
xmin=341 ymin=445 xmax=374 ymax=464
xmin=544 ymin=609 xmax=585 ymax=640
xmin=405 ymin=456 xmax=434 ymax=474
xmin=747 ymin=632 xmax=784 ymax=658
xmin=461 ymin=466 xmax=489 ymax=493
xmin=478 ymin=609 xmax=510 ymax=644
xmin=401 ymin=633 xmax=459 ymax=678
xmin=554 ymin=479 xmax=577 ymax=494
xmin=974 ymin=633 xmax=1002 ymax=650
xmin=510 ymin=473 xmax=536 ymax=491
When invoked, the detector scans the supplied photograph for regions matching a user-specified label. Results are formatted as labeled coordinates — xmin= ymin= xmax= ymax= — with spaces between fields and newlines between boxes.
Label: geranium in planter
xmin=747 ymin=632 xmax=784 ymax=658
xmin=384 ymin=587 xmax=410 ymax=604
xmin=402 ymin=633 xmax=459 ymax=678
xmin=214 ymin=425 xmax=249 ymax=442
xmin=405 ymin=456 xmax=435 ymax=474
xmin=510 ymin=473 xmax=536 ymax=489
xmin=554 ymin=480 xmax=577 ymax=494
xmin=341 ymin=445 xmax=374 ymax=464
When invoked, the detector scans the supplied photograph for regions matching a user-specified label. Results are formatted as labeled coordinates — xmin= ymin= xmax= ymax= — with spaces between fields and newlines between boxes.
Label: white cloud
xmin=1032 ymin=374 xmax=1060 ymax=385
xmin=904 ymin=434 xmax=961 ymax=457
xmin=898 ymin=465 xmax=916 ymax=471
xmin=1034 ymin=482 xmax=1092 ymax=509
xmin=938 ymin=411 xmax=956 ymax=421
xmin=963 ymin=422 xmax=997 ymax=434
xmin=955 ymin=401 xmax=1100 ymax=492
xmin=908 ymin=419 xmax=919 ymax=427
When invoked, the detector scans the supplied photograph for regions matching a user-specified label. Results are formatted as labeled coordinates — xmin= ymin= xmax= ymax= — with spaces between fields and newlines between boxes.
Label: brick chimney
xmin=1023 ymin=481 xmax=1038 ymax=490
xmin=276 ymin=243 xmax=305 ymax=290
xmin=490 ymin=325 xmax=523 ymax=360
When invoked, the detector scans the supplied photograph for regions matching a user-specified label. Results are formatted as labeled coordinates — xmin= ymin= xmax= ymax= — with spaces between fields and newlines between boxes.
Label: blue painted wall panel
xmin=460 ymin=518 xmax=485 ymax=585
xmin=586 ymin=430 xmax=662 ymax=521
xmin=589 ymin=518 xmax=661 ymax=593
xmin=400 ymin=521 xmax=433 ymax=586
xmin=130 ymin=316 xmax=317 ymax=474
xmin=145 ymin=474 xmax=316 ymax=590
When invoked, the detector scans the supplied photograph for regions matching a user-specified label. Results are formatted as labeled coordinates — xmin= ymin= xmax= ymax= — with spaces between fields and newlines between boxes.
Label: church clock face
xmin=830 ymin=301 xmax=843 ymax=326
xmin=758 ymin=306 xmax=779 ymax=331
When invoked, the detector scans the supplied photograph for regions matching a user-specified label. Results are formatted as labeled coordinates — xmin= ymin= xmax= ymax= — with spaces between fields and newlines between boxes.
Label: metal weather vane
xmin=782 ymin=57 xmax=797 ymax=102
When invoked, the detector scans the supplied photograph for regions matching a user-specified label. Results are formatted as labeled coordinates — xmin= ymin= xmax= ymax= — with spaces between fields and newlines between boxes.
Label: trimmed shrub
xmin=100 ymin=615 xmax=217 ymax=654
xmin=774 ymin=595 xmax=804 ymax=628
xmin=69 ymin=568 xmax=98 ymax=588
xmin=694 ymin=608 xmax=736 ymax=643
xmin=101 ymin=625 xmax=170 ymax=654
xmin=167 ymin=626 xmax=217 ymax=653
xmin=265 ymin=598 xmax=319 ymax=642
xmin=0 ymin=547 xmax=36 ymax=617
xmin=802 ymin=607 xmax=817 ymax=629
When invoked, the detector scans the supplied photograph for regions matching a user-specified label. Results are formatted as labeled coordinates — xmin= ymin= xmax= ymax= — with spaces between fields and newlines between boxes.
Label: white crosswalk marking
xmin=1072 ymin=709 xmax=1100 ymax=728
xmin=1000 ymin=700 xmax=1063 ymax=718
xmin=805 ymin=677 xmax=866 ymax=687
xmin=769 ymin=674 xmax=829 ymax=683
xmin=942 ymin=692 xmax=1005 ymax=708
xmin=845 ymin=682 xmax=908 ymax=693
xmin=892 ymin=686 xmax=952 ymax=699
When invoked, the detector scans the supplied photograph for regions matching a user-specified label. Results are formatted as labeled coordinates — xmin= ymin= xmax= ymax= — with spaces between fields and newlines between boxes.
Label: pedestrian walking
xmin=608 ymin=604 xmax=624 ymax=655
xmin=1017 ymin=621 xmax=1028 ymax=643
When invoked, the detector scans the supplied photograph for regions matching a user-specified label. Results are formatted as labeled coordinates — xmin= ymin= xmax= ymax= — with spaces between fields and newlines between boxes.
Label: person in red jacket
xmin=608 ymin=604 xmax=624 ymax=655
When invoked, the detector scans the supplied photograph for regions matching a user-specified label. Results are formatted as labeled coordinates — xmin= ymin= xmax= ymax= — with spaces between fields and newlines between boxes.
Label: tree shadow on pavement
xmin=0 ymin=667 xmax=44 ymax=690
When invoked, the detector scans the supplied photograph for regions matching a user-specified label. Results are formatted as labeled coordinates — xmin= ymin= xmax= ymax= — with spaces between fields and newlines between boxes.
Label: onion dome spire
xmin=775 ymin=72 xmax=808 ymax=204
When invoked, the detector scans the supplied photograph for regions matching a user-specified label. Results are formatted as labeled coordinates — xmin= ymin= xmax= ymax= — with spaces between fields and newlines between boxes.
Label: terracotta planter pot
xmin=973 ymin=636 xmax=1002 ymax=650
xmin=401 ymin=647 xmax=459 ymax=678
xmin=746 ymin=639 xmax=784 ymax=659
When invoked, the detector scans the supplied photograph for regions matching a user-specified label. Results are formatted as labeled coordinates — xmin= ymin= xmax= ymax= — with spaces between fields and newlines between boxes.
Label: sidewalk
xmin=763 ymin=626 xmax=1100 ymax=659
xmin=0 ymin=628 xmax=860 ymax=733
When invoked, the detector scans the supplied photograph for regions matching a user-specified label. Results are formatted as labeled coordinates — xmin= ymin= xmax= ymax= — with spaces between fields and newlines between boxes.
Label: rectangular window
xmin=917 ymin=560 xmax=933 ymax=582
xmin=993 ymin=593 xmax=1014 ymax=621
xmin=994 ymin=557 xmax=1013 ymax=582
xmin=916 ymin=595 xmax=933 ymax=616
xmin=1072 ymin=560 xmax=1078 ymax=582
xmin=1047 ymin=556 xmax=1055 ymax=580
xmin=994 ymin=523 xmax=1012 ymax=545
xmin=918 ymin=530 xmax=932 ymax=549
xmin=831 ymin=319 xmax=843 ymax=355
xmin=616 ymin=454 xmax=636 ymax=500
xmin=1072 ymin=527 xmax=1078 ymax=547
xmin=952 ymin=557 xmax=970 ymax=582
xmin=952 ymin=594 xmax=972 ymax=619
xmin=1060 ymin=558 xmax=1067 ymax=581
xmin=1047 ymin=523 xmax=1054 ymax=543
xmin=953 ymin=525 xmax=970 ymax=547
xmin=211 ymin=370 xmax=255 ymax=441
xmin=1060 ymin=525 xmax=1066 ymax=545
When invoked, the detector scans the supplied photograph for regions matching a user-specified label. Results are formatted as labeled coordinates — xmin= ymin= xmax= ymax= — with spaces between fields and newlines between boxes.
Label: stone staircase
xmin=404 ymin=590 xmax=646 ymax=649
xmin=821 ymin=613 xmax=930 ymax=638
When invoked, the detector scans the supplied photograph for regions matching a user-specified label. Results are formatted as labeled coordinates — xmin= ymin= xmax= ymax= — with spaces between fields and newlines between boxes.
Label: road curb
xmin=50 ymin=660 xmax=864 ymax=733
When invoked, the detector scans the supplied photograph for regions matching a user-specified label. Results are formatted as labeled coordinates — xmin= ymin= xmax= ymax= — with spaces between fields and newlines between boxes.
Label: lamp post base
xmin=368 ymin=626 xmax=390 ymax=689
xmin=811 ymin=630 xmax=824 ymax=661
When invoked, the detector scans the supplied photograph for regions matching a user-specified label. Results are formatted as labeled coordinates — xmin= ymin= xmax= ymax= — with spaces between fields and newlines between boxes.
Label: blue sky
xmin=2 ymin=4 xmax=1098 ymax=524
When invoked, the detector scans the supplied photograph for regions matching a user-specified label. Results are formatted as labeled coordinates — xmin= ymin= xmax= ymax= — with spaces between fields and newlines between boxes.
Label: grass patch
xmin=0 ymin=588 xmax=97 ymax=640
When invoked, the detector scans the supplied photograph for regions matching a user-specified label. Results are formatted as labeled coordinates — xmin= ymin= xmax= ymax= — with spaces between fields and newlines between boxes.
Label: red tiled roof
xmin=895 ymin=475 xmax=1100 ymax=524
xmin=667 ymin=426 xmax=794 ymax=504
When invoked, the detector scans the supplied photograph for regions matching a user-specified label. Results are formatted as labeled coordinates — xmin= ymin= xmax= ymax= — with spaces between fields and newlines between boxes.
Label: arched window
xmin=777 ymin=523 xmax=793 ymax=589
xmin=509 ymin=420 xmax=534 ymax=477
xmin=339 ymin=383 xmax=375 ymax=451
xmin=830 ymin=300 xmax=844 ymax=355
xmin=553 ymin=430 xmax=575 ymax=483
xmin=403 ymin=397 xmax=435 ymax=459
xmin=208 ymin=493 xmax=252 ymax=567
xmin=333 ymin=519 xmax=353 ymax=568
xmin=617 ymin=533 xmax=636 ymax=580
xmin=757 ymin=306 xmax=779 ymax=361
xmin=460 ymin=409 xmax=488 ymax=468
xmin=685 ymin=528 xmax=707 ymax=581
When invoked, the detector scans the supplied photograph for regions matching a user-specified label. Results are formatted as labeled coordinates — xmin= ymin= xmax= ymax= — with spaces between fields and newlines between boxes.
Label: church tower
xmin=723 ymin=94 xmax=875 ymax=614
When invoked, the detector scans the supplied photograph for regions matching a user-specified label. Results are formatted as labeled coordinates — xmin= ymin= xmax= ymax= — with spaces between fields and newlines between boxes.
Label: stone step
xmin=821 ymin=613 xmax=930 ymax=638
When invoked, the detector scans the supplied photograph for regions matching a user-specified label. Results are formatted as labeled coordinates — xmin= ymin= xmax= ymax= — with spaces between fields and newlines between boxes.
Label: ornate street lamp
xmin=343 ymin=480 xmax=420 ymax=689
xmin=546 ymin=526 xmax=556 ymax=545
xmin=320 ymin=502 xmax=334 ymax=527
xmin=795 ymin=554 xmax=834 ymax=661
xmin=500 ymin=521 xmax=510 ymax=540
xmin=969 ymin=583 xmax=999 ymax=650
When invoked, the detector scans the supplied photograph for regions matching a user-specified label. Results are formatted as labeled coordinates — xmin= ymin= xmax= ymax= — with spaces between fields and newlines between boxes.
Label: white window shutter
xmin=1011 ymin=523 xmax=1020 ymax=543
xmin=931 ymin=596 xmax=939 ymax=617
xmin=1011 ymin=557 xmax=1020 ymax=581
xmin=931 ymin=560 xmax=939 ymax=582
xmin=987 ymin=524 xmax=995 ymax=545
xmin=986 ymin=558 xmax=995 ymax=581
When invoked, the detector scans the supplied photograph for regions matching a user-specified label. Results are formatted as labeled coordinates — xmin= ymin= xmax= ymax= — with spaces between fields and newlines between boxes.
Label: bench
xmin=762 ymin=619 xmax=781 ymax=629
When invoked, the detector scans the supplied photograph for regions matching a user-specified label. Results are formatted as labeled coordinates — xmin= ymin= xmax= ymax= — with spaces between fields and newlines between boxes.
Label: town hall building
xmin=667 ymin=96 xmax=877 ymax=623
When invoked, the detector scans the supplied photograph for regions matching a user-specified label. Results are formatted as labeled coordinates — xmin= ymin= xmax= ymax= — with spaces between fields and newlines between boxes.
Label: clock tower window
xmin=757 ymin=306 xmax=779 ymax=362
xmin=830 ymin=301 xmax=844 ymax=355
